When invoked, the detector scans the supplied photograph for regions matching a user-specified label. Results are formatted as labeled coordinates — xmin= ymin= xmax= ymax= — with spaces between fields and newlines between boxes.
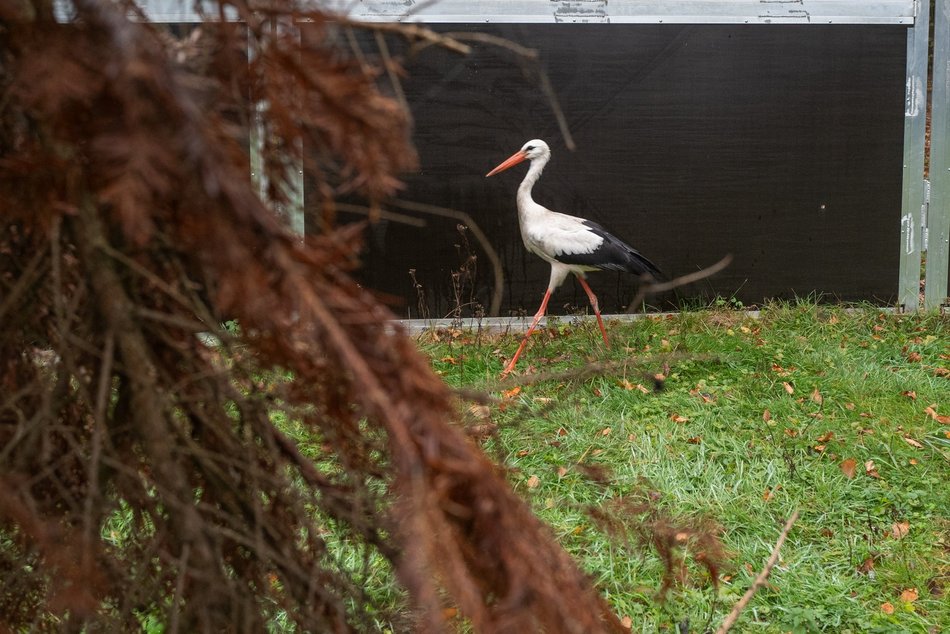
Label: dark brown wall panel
xmin=312 ymin=25 xmax=907 ymax=317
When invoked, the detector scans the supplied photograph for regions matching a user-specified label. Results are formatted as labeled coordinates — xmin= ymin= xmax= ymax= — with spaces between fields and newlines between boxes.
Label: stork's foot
xmin=500 ymin=357 xmax=519 ymax=378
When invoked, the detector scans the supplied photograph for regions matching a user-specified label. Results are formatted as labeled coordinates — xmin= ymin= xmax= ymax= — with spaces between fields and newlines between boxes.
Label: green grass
xmin=418 ymin=302 xmax=950 ymax=633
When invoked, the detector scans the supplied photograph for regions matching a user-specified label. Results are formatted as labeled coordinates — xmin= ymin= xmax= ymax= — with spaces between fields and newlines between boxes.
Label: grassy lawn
xmin=417 ymin=303 xmax=950 ymax=633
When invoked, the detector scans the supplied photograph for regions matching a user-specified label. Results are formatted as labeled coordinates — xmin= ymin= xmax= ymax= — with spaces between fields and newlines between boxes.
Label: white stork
xmin=486 ymin=139 xmax=661 ymax=376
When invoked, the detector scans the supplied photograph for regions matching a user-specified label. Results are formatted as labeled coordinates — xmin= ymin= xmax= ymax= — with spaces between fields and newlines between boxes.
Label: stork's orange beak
xmin=486 ymin=150 xmax=527 ymax=177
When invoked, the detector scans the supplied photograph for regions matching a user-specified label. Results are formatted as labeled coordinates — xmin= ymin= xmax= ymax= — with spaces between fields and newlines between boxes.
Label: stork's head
xmin=486 ymin=139 xmax=550 ymax=177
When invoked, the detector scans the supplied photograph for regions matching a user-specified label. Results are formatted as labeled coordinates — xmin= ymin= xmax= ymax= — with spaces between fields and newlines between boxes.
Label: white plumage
xmin=487 ymin=139 xmax=660 ymax=376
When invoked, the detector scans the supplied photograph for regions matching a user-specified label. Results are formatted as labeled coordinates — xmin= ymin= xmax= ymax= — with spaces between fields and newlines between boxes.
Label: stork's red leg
xmin=576 ymin=276 xmax=609 ymax=348
xmin=502 ymin=288 xmax=553 ymax=377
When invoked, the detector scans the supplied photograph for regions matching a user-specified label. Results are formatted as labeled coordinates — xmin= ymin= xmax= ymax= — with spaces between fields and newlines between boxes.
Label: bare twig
xmin=715 ymin=509 xmax=800 ymax=634
xmin=496 ymin=352 xmax=716 ymax=390
xmin=338 ymin=19 xmax=472 ymax=55
xmin=332 ymin=202 xmax=427 ymax=227
xmin=443 ymin=31 xmax=537 ymax=59
xmin=434 ymin=31 xmax=575 ymax=150
xmin=536 ymin=66 xmax=576 ymax=151
xmin=626 ymin=254 xmax=734 ymax=312
xmin=0 ymin=242 xmax=47 ymax=324
xmin=374 ymin=30 xmax=410 ymax=116
xmin=391 ymin=198 xmax=505 ymax=317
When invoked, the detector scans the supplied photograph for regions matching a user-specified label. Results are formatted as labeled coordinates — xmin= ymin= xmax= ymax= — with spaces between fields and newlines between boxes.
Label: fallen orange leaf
xmin=901 ymin=390 xmax=917 ymax=400
xmin=924 ymin=405 xmax=950 ymax=424
xmin=526 ymin=475 xmax=541 ymax=489
xmin=669 ymin=413 xmax=688 ymax=423
xmin=687 ymin=436 xmax=702 ymax=444
xmin=600 ymin=427 xmax=611 ymax=436
xmin=840 ymin=458 xmax=857 ymax=479
xmin=502 ymin=386 xmax=521 ymax=400
xmin=811 ymin=387 xmax=823 ymax=404
xmin=907 ymin=351 xmax=922 ymax=363
xmin=620 ymin=379 xmax=650 ymax=393
xmin=620 ymin=616 xmax=633 ymax=629
xmin=890 ymin=520 xmax=910 ymax=539
xmin=783 ymin=381 xmax=794 ymax=395
xmin=881 ymin=602 xmax=895 ymax=615
xmin=817 ymin=431 xmax=835 ymax=442
xmin=763 ymin=409 xmax=772 ymax=422
xmin=899 ymin=588 xmax=919 ymax=602
xmin=865 ymin=460 xmax=880 ymax=478
xmin=902 ymin=437 xmax=923 ymax=449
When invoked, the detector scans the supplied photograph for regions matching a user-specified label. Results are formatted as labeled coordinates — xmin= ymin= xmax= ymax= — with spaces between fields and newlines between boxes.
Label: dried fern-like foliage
xmin=0 ymin=1 xmax=624 ymax=631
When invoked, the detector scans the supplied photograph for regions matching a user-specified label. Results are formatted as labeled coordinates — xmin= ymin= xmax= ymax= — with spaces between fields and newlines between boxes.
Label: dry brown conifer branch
xmin=0 ymin=1 xmax=651 ymax=630
xmin=715 ymin=509 xmax=800 ymax=634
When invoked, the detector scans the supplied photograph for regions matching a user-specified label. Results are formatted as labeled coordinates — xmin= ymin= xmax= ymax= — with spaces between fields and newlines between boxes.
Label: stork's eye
xmin=525 ymin=145 xmax=535 ymax=152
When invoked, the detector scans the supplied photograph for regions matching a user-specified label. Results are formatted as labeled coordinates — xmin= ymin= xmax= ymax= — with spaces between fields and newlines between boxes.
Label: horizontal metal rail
xmin=127 ymin=0 xmax=917 ymax=24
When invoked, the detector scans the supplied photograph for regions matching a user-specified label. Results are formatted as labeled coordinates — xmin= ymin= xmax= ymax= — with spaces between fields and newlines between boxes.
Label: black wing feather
xmin=553 ymin=220 xmax=662 ymax=278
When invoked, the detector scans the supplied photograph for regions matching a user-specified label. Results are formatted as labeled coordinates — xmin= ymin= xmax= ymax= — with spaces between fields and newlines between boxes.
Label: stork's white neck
xmin=517 ymin=154 xmax=548 ymax=212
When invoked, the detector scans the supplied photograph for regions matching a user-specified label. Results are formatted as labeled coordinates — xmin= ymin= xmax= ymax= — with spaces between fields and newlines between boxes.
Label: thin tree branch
xmin=390 ymin=198 xmax=505 ymax=317
xmin=626 ymin=254 xmax=734 ymax=313
xmin=715 ymin=509 xmax=800 ymax=634
xmin=374 ymin=30 xmax=410 ymax=116
xmin=333 ymin=202 xmax=426 ymax=227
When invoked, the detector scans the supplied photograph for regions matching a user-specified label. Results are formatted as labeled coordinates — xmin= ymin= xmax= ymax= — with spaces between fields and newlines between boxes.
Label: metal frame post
xmin=248 ymin=21 xmax=305 ymax=236
xmin=926 ymin=0 xmax=950 ymax=309
xmin=898 ymin=0 xmax=930 ymax=311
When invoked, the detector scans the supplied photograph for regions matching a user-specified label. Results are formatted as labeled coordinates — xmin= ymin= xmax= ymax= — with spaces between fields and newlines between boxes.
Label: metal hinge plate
xmin=922 ymin=179 xmax=930 ymax=252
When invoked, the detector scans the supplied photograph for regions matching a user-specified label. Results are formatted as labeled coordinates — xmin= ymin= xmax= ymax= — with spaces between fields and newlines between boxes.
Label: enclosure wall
xmin=318 ymin=25 xmax=908 ymax=317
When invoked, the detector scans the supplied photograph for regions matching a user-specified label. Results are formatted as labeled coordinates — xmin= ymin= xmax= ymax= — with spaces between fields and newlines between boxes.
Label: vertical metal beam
xmin=281 ymin=23 xmax=305 ymax=237
xmin=286 ymin=136 xmax=305 ymax=236
xmin=926 ymin=0 xmax=950 ymax=309
xmin=899 ymin=0 xmax=930 ymax=311
xmin=248 ymin=22 xmax=305 ymax=237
